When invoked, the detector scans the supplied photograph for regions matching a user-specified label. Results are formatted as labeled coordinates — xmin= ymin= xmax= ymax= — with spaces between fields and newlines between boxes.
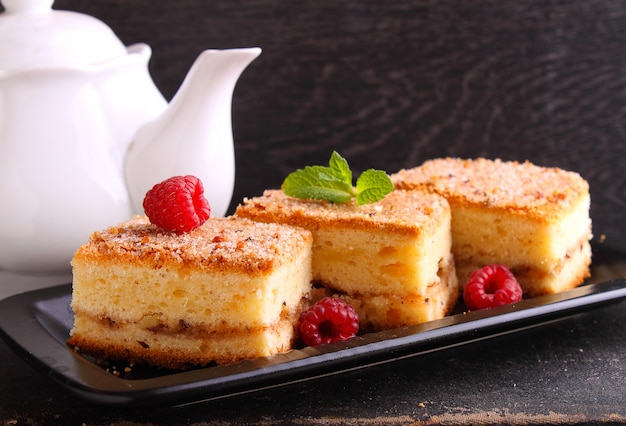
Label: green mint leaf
xmin=355 ymin=169 xmax=395 ymax=205
xmin=282 ymin=165 xmax=354 ymax=203
xmin=328 ymin=151 xmax=352 ymax=185
xmin=281 ymin=151 xmax=394 ymax=205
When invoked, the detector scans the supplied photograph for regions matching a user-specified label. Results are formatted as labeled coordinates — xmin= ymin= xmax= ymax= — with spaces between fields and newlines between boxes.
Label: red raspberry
xmin=143 ymin=175 xmax=211 ymax=233
xmin=299 ymin=297 xmax=359 ymax=346
xmin=463 ymin=264 xmax=523 ymax=311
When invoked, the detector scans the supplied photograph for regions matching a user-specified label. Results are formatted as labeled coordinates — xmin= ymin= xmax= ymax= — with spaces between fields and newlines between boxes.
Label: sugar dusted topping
xmin=391 ymin=158 xmax=589 ymax=218
xmin=236 ymin=189 xmax=450 ymax=237
xmin=74 ymin=216 xmax=312 ymax=273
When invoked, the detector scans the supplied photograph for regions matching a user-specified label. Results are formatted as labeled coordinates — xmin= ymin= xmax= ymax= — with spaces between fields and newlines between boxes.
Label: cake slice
xmin=235 ymin=189 xmax=458 ymax=331
xmin=391 ymin=157 xmax=592 ymax=296
xmin=68 ymin=215 xmax=313 ymax=369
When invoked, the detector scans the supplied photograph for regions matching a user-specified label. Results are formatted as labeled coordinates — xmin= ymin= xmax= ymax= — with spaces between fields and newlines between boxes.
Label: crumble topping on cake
xmin=77 ymin=215 xmax=310 ymax=273
xmin=392 ymin=157 xmax=589 ymax=221
xmin=240 ymin=188 xmax=449 ymax=237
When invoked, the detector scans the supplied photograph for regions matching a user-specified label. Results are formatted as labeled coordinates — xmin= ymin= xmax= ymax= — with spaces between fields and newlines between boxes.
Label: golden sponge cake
xmin=391 ymin=157 xmax=592 ymax=296
xmin=68 ymin=215 xmax=313 ymax=369
xmin=235 ymin=189 xmax=458 ymax=331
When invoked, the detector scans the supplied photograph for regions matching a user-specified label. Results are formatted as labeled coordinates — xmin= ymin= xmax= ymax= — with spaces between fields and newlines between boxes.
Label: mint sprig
xmin=281 ymin=151 xmax=394 ymax=205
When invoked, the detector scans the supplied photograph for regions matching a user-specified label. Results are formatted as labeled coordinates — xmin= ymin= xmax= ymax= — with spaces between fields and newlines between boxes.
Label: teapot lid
xmin=0 ymin=0 xmax=128 ymax=70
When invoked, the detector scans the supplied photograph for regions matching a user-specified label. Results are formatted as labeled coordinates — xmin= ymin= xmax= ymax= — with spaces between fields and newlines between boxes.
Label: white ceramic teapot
xmin=0 ymin=0 xmax=261 ymax=272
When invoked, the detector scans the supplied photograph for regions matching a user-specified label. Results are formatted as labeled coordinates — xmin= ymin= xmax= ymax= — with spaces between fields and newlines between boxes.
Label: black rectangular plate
xmin=1 ymin=245 xmax=625 ymax=407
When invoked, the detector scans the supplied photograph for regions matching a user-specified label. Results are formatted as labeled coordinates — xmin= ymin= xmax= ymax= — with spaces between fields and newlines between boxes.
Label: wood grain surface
xmin=39 ymin=0 xmax=626 ymax=244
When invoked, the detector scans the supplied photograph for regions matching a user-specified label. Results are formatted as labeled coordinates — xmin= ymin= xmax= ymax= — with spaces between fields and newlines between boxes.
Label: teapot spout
xmin=124 ymin=47 xmax=261 ymax=217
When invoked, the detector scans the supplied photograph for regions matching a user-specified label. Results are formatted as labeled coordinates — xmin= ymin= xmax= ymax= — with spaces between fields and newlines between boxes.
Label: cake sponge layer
xmin=317 ymin=253 xmax=457 ymax=331
xmin=236 ymin=189 xmax=453 ymax=296
xmin=236 ymin=189 xmax=459 ymax=330
xmin=392 ymin=157 xmax=592 ymax=295
xmin=70 ymin=216 xmax=312 ymax=329
xmin=69 ymin=216 xmax=313 ymax=367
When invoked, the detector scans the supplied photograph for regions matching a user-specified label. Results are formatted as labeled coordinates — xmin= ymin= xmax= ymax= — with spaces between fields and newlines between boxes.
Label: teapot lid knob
xmin=0 ymin=0 xmax=128 ymax=69
xmin=2 ymin=0 xmax=55 ymax=14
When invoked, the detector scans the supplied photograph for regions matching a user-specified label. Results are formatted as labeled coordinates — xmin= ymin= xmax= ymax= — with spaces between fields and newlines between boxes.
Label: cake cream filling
xmin=455 ymin=237 xmax=591 ymax=296
xmin=74 ymin=312 xmax=296 ymax=340
xmin=311 ymin=253 xmax=458 ymax=332
xmin=70 ymin=314 xmax=296 ymax=368
xmin=71 ymin=295 xmax=308 ymax=339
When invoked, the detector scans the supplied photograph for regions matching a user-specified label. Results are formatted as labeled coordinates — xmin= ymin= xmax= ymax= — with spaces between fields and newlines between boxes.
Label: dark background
xmin=22 ymin=0 xmax=626 ymax=248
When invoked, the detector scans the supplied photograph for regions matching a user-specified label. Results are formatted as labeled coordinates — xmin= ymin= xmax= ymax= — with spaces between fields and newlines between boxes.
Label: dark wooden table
xmin=1 ymin=0 xmax=625 ymax=424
